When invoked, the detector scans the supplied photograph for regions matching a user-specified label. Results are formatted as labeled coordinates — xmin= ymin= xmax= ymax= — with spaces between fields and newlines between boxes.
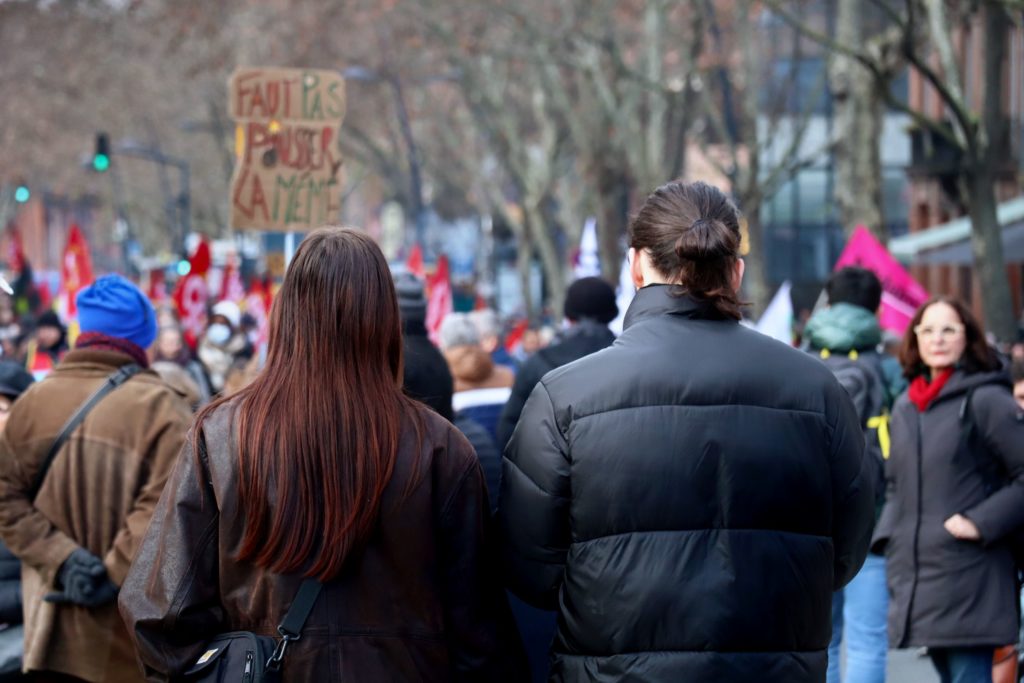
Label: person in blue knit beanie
xmin=0 ymin=272 xmax=190 ymax=682
xmin=76 ymin=274 xmax=158 ymax=352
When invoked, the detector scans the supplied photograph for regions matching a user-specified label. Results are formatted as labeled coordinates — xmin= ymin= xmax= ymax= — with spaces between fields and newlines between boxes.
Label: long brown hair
xmin=196 ymin=228 xmax=411 ymax=580
xmin=898 ymin=296 xmax=1000 ymax=379
xmin=629 ymin=181 xmax=745 ymax=320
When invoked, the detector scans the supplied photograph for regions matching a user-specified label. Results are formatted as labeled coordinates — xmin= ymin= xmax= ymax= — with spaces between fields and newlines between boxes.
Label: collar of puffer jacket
xmin=622 ymin=284 xmax=731 ymax=331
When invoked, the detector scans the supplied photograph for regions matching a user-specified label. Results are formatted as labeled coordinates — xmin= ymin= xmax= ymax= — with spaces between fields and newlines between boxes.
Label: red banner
xmin=173 ymin=238 xmax=213 ymax=348
xmin=60 ymin=224 xmax=95 ymax=318
xmin=425 ymin=255 xmax=452 ymax=346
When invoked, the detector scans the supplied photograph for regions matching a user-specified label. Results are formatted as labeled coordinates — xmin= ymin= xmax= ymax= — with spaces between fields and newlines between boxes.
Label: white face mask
xmin=206 ymin=323 xmax=231 ymax=346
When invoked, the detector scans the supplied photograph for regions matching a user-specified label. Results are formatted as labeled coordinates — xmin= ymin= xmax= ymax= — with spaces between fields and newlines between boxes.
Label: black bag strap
xmin=266 ymin=579 xmax=322 ymax=671
xmin=31 ymin=363 xmax=142 ymax=500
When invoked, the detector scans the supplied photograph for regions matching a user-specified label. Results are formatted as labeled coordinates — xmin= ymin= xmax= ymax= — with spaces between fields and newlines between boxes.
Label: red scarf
xmin=908 ymin=367 xmax=954 ymax=412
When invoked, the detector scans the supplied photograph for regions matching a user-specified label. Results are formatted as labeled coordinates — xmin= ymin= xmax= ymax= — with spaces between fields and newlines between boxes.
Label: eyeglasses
xmin=913 ymin=323 xmax=965 ymax=340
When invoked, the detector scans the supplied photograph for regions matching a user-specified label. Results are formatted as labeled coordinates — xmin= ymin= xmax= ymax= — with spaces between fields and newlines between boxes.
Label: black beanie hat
xmin=0 ymin=360 xmax=33 ymax=399
xmin=394 ymin=273 xmax=427 ymax=324
xmin=564 ymin=277 xmax=618 ymax=324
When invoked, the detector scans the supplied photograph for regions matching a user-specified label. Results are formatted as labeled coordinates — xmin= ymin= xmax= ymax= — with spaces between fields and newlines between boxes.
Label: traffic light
xmin=93 ymin=133 xmax=110 ymax=172
xmin=176 ymin=258 xmax=191 ymax=277
xmin=13 ymin=182 xmax=29 ymax=203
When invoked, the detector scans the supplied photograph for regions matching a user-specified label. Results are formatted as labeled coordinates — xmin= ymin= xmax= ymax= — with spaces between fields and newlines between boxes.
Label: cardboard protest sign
xmin=229 ymin=68 xmax=346 ymax=231
xmin=834 ymin=226 xmax=930 ymax=334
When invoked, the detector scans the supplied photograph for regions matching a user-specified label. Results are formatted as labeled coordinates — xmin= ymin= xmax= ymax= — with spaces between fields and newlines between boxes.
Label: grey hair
xmin=438 ymin=313 xmax=481 ymax=350
xmin=469 ymin=309 xmax=501 ymax=338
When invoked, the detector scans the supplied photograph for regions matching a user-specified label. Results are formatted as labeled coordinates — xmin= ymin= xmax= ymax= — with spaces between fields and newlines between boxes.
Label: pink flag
xmin=425 ymin=255 xmax=453 ymax=345
xmin=834 ymin=226 xmax=930 ymax=334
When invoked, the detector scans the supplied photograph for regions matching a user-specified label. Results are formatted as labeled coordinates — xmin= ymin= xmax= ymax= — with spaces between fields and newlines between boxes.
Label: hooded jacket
xmin=803 ymin=303 xmax=906 ymax=402
xmin=873 ymin=369 xmax=1024 ymax=648
xmin=0 ymin=349 xmax=191 ymax=682
xmin=499 ymin=285 xmax=875 ymax=682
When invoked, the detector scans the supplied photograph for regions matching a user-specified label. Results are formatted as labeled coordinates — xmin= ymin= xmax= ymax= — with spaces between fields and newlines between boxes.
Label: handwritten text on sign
xmin=229 ymin=68 xmax=346 ymax=231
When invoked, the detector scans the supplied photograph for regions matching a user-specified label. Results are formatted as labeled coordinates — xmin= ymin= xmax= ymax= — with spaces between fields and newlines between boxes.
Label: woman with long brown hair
xmin=873 ymin=297 xmax=1024 ymax=683
xmin=120 ymin=228 xmax=525 ymax=681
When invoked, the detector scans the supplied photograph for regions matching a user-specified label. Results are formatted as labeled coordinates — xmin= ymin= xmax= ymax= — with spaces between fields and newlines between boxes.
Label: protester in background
xmin=500 ymin=181 xmax=874 ymax=682
xmin=197 ymin=300 xmax=251 ymax=394
xmin=803 ymin=266 xmax=906 ymax=683
xmin=394 ymin=274 xmax=501 ymax=509
xmin=0 ymin=303 xmax=22 ymax=364
xmin=512 ymin=327 xmax=544 ymax=363
xmin=440 ymin=313 xmax=514 ymax=443
xmin=497 ymin=277 xmax=618 ymax=451
xmin=0 ymin=363 xmax=32 ymax=682
xmin=874 ymin=297 xmax=1024 ymax=683
xmin=152 ymin=325 xmax=212 ymax=406
xmin=0 ymin=274 xmax=191 ymax=683
xmin=395 ymin=273 xmax=454 ymax=419
xmin=470 ymin=309 xmax=517 ymax=371
xmin=121 ymin=228 xmax=526 ymax=681
xmin=23 ymin=311 xmax=67 ymax=381
xmin=1012 ymin=358 xmax=1024 ymax=410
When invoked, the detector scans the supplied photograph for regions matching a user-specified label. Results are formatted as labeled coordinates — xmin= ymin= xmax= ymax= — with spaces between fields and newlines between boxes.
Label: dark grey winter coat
xmin=873 ymin=370 xmax=1024 ymax=648
xmin=499 ymin=285 xmax=876 ymax=683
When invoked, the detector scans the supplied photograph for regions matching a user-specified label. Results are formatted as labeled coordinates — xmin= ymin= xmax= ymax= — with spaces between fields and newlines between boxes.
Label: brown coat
xmin=0 ymin=349 xmax=192 ymax=682
xmin=120 ymin=399 xmax=527 ymax=682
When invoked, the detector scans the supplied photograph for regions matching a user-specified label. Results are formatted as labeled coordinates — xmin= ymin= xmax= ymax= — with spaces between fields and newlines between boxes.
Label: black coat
xmin=455 ymin=413 xmax=502 ymax=514
xmin=873 ymin=370 xmax=1024 ymax=648
xmin=496 ymin=322 xmax=616 ymax=451
xmin=499 ymin=285 xmax=874 ymax=683
xmin=402 ymin=320 xmax=454 ymax=422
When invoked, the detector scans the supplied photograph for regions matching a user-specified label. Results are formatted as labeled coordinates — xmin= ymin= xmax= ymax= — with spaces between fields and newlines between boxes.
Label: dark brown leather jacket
xmin=119 ymin=399 xmax=526 ymax=681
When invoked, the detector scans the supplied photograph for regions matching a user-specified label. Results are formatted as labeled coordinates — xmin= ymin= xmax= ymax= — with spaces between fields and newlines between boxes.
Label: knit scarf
xmin=75 ymin=332 xmax=150 ymax=368
xmin=907 ymin=367 xmax=953 ymax=412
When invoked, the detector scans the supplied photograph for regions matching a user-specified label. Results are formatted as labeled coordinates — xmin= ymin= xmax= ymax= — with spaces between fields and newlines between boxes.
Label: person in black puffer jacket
xmin=496 ymin=277 xmax=618 ymax=452
xmin=499 ymin=180 xmax=875 ymax=683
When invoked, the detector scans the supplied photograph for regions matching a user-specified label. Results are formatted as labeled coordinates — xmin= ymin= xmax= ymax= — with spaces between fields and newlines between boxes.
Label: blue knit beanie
xmin=76 ymin=274 xmax=158 ymax=350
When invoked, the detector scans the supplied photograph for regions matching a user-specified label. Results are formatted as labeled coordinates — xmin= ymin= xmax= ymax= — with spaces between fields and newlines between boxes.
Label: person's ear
xmin=629 ymin=248 xmax=645 ymax=289
xmin=732 ymin=258 xmax=745 ymax=291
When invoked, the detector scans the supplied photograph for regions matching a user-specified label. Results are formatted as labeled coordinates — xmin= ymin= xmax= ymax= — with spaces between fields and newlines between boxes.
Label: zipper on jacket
xmin=244 ymin=651 xmax=254 ymax=683
xmin=902 ymin=412 xmax=925 ymax=646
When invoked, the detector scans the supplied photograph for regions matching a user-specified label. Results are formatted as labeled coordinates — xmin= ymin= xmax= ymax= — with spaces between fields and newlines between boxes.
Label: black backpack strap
xmin=31 ymin=363 xmax=143 ymax=500
xmin=266 ymin=579 xmax=322 ymax=671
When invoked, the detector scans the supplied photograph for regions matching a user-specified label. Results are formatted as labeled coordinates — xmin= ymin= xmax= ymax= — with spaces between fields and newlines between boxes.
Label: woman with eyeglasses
xmin=873 ymin=297 xmax=1024 ymax=683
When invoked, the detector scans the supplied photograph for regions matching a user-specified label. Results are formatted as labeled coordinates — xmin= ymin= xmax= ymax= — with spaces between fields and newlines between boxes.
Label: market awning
xmin=888 ymin=195 xmax=1024 ymax=264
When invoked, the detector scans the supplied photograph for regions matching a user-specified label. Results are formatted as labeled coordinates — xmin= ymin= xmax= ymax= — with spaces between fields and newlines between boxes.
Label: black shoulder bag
xmin=179 ymin=579 xmax=322 ymax=682
xmin=179 ymin=433 xmax=323 ymax=682
xmin=31 ymin=363 xmax=142 ymax=500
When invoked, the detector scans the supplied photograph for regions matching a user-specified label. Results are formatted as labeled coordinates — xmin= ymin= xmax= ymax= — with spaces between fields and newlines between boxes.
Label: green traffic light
xmin=14 ymin=186 xmax=30 ymax=203
xmin=93 ymin=153 xmax=110 ymax=172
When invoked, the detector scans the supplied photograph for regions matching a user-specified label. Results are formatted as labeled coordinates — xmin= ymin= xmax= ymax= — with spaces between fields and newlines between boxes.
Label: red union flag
xmin=60 ymin=224 xmax=95 ymax=318
xmin=220 ymin=257 xmax=246 ymax=304
xmin=425 ymin=255 xmax=453 ymax=346
xmin=173 ymin=238 xmax=213 ymax=348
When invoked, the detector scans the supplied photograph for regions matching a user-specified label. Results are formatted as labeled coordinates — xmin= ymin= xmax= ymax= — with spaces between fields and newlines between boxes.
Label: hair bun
xmin=674 ymin=217 xmax=737 ymax=262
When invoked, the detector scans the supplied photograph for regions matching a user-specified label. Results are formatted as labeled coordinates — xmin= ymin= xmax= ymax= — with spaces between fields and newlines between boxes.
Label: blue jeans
xmin=827 ymin=553 xmax=889 ymax=683
xmin=928 ymin=647 xmax=993 ymax=683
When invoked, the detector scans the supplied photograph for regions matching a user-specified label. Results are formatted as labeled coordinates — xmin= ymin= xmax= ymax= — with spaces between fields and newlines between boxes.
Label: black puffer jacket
xmin=873 ymin=370 xmax=1024 ymax=648
xmin=496 ymin=322 xmax=616 ymax=451
xmin=499 ymin=285 xmax=875 ymax=682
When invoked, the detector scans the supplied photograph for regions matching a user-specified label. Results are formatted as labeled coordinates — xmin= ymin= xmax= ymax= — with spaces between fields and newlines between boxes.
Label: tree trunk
xmin=516 ymin=237 xmax=535 ymax=319
xmin=742 ymin=205 xmax=773 ymax=318
xmin=595 ymin=164 xmax=631 ymax=283
xmin=525 ymin=204 xmax=567 ymax=317
xmin=829 ymin=0 xmax=886 ymax=239
xmin=966 ymin=166 xmax=1015 ymax=342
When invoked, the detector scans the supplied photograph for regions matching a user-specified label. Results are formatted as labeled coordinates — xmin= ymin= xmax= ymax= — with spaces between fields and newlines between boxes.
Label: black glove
xmin=44 ymin=548 xmax=118 ymax=607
